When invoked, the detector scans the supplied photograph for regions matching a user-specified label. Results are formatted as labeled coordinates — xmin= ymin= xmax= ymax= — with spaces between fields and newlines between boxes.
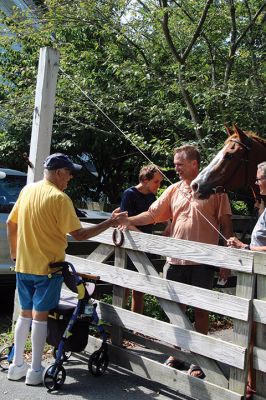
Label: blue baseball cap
xmin=43 ymin=153 xmax=82 ymax=171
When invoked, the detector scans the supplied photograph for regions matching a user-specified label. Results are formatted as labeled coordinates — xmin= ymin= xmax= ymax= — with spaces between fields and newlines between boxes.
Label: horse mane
xmin=245 ymin=131 xmax=266 ymax=145
xmin=225 ymin=130 xmax=266 ymax=146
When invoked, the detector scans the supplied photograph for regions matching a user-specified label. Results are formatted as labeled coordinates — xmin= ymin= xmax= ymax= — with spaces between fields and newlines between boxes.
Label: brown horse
xmin=192 ymin=124 xmax=266 ymax=397
xmin=191 ymin=125 xmax=266 ymax=200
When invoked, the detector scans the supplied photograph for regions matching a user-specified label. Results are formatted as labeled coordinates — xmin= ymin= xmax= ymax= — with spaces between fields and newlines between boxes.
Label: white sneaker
xmin=7 ymin=362 xmax=29 ymax=381
xmin=25 ymin=367 xmax=44 ymax=386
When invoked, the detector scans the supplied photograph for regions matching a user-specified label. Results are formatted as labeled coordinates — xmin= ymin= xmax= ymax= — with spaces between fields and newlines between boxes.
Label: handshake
xmin=110 ymin=208 xmax=129 ymax=229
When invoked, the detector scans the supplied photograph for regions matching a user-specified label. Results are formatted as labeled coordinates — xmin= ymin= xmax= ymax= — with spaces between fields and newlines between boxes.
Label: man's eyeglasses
xmin=255 ymin=176 xmax=266 ymax=183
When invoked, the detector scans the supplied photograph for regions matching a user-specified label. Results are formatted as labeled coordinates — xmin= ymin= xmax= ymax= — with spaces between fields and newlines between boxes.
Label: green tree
xmin=0 ymin=0 xmax=265 ymax=203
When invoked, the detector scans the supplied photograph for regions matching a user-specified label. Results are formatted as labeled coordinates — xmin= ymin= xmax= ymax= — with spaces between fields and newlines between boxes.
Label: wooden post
xmin=256 ymin=275 xmax=266 ymax=396
xmin=111 ymin=246 xmax=126 ymax=345
xmin=27 ymin=47 xmax=59 ymax=184
xmin=229 ymin=271 xmax=256 ymax=396
xmin=12 ymin=47 xmax=59 ymax=326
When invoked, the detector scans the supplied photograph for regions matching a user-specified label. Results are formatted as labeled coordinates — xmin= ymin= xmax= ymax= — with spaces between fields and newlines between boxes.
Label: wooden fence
xmin=63 ymin=222 xmax=266 ymax=400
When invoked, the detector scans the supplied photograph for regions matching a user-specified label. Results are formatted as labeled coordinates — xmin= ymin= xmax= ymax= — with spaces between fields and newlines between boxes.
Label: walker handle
xmin=49 ymin=261 xmax=69 ymax=269
xmin=78 ymin=272 xmax=100 ymax=281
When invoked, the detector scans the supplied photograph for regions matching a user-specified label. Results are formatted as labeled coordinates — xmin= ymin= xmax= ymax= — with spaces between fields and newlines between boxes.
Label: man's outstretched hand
xmin=111 ymin=208 xmax=128 ymax=227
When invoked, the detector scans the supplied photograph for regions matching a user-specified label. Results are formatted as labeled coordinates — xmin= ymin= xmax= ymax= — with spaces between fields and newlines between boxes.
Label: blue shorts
xmin=16 ymin=273 xmax=63 ymax=312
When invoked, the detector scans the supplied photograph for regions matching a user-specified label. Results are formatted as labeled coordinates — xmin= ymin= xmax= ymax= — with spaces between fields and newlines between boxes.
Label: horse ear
xmin=224 ymin=124 xmax=234 ymax=136
xmin=233 ymin=123 xmax=247 ymax=140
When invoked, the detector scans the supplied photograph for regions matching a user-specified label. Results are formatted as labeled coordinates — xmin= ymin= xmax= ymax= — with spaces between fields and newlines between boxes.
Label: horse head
xmin=191 ymin=125 xmax=266 ymax=200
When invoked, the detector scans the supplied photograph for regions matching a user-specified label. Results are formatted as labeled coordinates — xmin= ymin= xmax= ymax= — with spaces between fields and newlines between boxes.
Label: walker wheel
xmin=88 ymin=349 xmax=109 ymax=376
xmin=43 ymin=364 xmax=66 ymax=390
xmin=53 ymin=347 xmax=72 ymax=361
xmin=0 ymin=345 xmax=13 ymax=370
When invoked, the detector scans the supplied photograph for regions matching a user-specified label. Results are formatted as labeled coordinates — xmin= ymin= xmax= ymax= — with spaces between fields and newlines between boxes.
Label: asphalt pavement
xmin=0 ymin=354 xmax=192 ymax=400
xmin=0 ymin=290 xmax=233 ymax=400
xmin=0 ymin=294 xmax=192 ymax=400
xmin=0 ymin=328 xmax=234 ymax=400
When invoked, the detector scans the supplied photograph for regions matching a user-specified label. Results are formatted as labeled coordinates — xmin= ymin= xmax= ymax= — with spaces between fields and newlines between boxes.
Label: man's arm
xmin=70 ymin=210 xmax=128 ymax=241
xmin=227 ymin=236 xmax=266 ymax=252
xmin=128 ymin=211 xmax=154 ymax=227
xmin=6 ymin=220 xmax=18 ymax=260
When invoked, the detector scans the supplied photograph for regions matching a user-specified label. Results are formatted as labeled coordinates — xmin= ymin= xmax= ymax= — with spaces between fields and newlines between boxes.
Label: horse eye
xmin=224 ymin=153 xmax=234 ymax=160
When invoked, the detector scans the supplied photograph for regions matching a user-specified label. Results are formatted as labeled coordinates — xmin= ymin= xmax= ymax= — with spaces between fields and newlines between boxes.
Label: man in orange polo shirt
xmin=124 ymin=145 xmax=233 ymax=376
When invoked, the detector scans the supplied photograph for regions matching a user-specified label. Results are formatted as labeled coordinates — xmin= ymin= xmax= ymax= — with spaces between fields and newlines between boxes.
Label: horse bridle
xmin=212 ymin=136 xmax=253 ymax=194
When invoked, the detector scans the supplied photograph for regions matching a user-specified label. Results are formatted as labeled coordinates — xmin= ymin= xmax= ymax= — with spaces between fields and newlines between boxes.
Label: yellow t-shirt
xmin=8 ymin=179 xmax=82 ymax=275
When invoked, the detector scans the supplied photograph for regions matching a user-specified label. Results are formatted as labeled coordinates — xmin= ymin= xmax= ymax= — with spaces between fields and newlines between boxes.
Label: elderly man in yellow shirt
xmin=6 ymin=153 xmax=127 ymax=386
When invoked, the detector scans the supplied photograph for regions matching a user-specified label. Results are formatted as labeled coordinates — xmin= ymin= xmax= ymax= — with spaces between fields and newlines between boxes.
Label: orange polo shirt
xmin=148 ymin=181 xmax=232 ymax=265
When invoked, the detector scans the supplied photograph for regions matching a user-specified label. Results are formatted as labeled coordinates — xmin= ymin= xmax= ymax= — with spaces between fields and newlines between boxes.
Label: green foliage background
xmin=0 ymin=0 xmax=265 ymax=204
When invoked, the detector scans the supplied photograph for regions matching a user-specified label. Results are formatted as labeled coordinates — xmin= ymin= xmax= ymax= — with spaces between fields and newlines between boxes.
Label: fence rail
xmin=63 ymin=224 xmax=266 ymax=400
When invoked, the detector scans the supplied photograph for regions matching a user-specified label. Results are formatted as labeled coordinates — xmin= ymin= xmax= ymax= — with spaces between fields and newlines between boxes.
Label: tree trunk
xmin=178 ymin=66 xmax=205 ymax=146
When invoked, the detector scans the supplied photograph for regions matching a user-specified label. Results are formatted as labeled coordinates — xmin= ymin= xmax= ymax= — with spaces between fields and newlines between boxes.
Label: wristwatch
xmin=244 ymin=244 xmax=250 ymax=250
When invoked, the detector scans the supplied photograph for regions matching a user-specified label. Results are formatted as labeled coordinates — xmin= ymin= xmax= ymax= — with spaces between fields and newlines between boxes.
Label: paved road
xmin=0 ymin=292 xmax=233 ymax=400
xmin=0 ymin=301 xmax=192 ymax=400
xmin=0 ymin=328 xmax=234 ymax=400
xmin=0 ymin=354 xmax=192 ymax=400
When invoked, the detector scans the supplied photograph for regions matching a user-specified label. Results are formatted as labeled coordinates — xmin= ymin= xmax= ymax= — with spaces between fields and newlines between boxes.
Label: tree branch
xmin=171 ymin=1 xmax=219 ymax=85
xmin=58 ymin=113 xmax=117 ymax=137
xmin=160 ymin=0 xmax=214 ymax=143
xmin=235 ymin=0 xmax=266 ymax=47
xmin=95 ymin=6 xmax=151 ymax=67
xmin=178 ymin=66 xmax=205 ymax=143
xmin=223 ymin=0 xmax=237 ymax=86
xmin=160 ymin=0 xmax=213 ymax=64
xmin=160 ymin=0 xmax=183 ymax=63
xmin=181 ymin=0 xmax=213 ymax=62
xmin=224 ymin=0 xmax=266 ymax=86
xmin=136 ymin=0 xmax=151 ymax=13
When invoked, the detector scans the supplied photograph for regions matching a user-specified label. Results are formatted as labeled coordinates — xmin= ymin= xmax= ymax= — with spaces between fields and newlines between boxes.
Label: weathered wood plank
xmin=60 ymin=284 xmax=228 ymax=386
xmin=83 ymin=336 xmax=242 ymax=400
xmin=66 ymin=253 xmax=228 ymax=386
xmin=126 ymin=250 xmax=229 ymax=386
xmin=111 ymin=247 xmax=126 ymax=346
xmin=86 ymin=243 xmax=114 ymax=262
xmin=253 ymin=299 xmax=266 ymax=324
xmin=255 ymin=274 xmax=266 ymax=397
xmin=80 ymin=223 xmax=253 ymax=272
xmin=27 ymin=47 xmax=59 ymax=184
xmin=58 ymin=288 xmax=245 ymax=369
xmin=229 ymin=271 xmax=256 ymax=396
xmin=95 ymin=301 xmax=245 ymax=369
xmin=123 ymin=330 xmax=196 ymax=366
xmin=57 ymin=288 xmax=218 ymax=370
xmin=253 ymin=345 xmax=266 ymax=373
xmin=253 ymin=252 xmax=266 ymax=276
xmin=66 ymin=254 xmax=250 ymax=321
